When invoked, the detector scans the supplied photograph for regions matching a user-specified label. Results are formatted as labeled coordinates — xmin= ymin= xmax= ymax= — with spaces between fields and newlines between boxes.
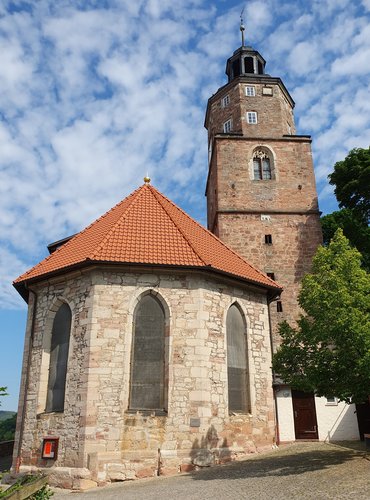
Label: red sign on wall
xmin=41 ymin=438 xmax=59 ymax=459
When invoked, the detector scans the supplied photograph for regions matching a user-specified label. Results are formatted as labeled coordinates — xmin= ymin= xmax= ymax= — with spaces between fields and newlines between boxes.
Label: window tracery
xmin=253 ymin=149 xmax=272 ymax=180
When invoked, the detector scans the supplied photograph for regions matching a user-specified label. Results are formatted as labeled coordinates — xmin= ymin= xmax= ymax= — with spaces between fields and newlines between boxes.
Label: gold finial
xmin=144 ymin=175 xmax=151 ymax=184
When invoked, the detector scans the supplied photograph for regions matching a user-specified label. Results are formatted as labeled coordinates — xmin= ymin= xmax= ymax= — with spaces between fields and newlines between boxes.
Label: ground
xmin=53 ymin=442 xmax=370 ymax=499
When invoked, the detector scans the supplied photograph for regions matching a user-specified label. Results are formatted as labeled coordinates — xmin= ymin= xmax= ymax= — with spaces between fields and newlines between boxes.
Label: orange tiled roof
xmin=14 ymin=184 xmax=281 ymax=292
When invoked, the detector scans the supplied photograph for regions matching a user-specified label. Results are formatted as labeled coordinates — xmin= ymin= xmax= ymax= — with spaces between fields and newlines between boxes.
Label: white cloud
xmin=1 ymin=0 xmax=370 ymax=309
xmin=331 ymin=47 xmax=370 ymax=75
xmin=287 ymin=41 xmax=321 ymax=76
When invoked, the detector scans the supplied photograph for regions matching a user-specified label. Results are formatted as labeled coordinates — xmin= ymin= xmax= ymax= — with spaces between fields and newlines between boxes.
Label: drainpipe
xmin=267 ymin=292 xmax=280 ymax=446
xmin=15 ymin=286 xmax=38 ymax=473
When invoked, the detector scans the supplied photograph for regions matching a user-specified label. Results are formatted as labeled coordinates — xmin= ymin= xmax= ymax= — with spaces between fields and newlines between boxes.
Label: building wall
xmin=15 ymin=268 xmax=276 ymax=486
xmin=206 ymin=135 xmax=322 ymax=346
xmin=275 ymin=388 xmax=360 ymax=442
xmin=315 ymin=397 xmax=359 ymax=441
xmin=206 ymin=79 xmax=296 ymax=143
xmin=203 ymin=61 xmax=360 ymax=447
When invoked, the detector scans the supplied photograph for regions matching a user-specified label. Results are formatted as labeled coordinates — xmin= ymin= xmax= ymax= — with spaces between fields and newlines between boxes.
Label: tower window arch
xmin=226 ymin=303 xmax=250 ymax=413
xmin=129 ymin=294 xmax=167 ymax=412
xmin=45 ymin=303 xmax=72 ymax=413
xmin=253 ymin=149 xmax=273 ymax=180
xmin=244 ymin=56 xmax=254 ymax=73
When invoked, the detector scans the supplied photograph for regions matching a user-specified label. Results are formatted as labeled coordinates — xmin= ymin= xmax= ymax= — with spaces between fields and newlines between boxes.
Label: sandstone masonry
xmin=13 ymin=268 xmax=275 ymax=487
xmin=205 ymin=51 xmax=323 ymax=346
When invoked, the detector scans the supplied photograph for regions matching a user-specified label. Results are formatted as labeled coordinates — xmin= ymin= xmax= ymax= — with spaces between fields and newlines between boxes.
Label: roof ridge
xmin=90 ymin=185 xmax=147 ymax=259
xmin=14 ymin=186 xmax=143 ymax=283
xmin=149 ymin=186 xmax=208 ymax=267
xmin=148 ymin=185 xmax=278 ymax=288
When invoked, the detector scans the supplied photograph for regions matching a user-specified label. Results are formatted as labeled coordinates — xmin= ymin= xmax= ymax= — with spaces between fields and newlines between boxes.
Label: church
xmin=11 ymin=31 xmax=360 ymax=489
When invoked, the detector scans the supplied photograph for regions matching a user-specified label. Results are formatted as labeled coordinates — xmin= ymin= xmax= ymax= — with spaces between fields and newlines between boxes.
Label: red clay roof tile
xmin=14 ymin=184 xmax=281 ymax=291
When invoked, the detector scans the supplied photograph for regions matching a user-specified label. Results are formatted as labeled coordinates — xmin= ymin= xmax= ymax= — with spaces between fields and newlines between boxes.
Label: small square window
xmin=245 ymin=86 xmax=256 ymax=97
xmin=221 ymin=95 xmax=230 ymax=107
xmin=223 ymin=119 xmax=232 ymax=133
xmin=247 ymin=112 xmax=257 ymax=124
xmin=265 ymin=234 xmax=272 ymax=245
xmin=277 ymin=301 xmax=283 ymax=312
xmin=267 ymin=272 xmax=275 ymax=280
xmin=326 ymin=397 xmax=338 ymax=406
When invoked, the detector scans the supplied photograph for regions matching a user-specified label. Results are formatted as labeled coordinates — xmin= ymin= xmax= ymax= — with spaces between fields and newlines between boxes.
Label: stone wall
xmin=14 ymin=268 xmax=275 ymax=487
xmin=206 ymin=80 xmax=296 ymax=144
xmin=217 ymin=212 xmax=322 ymax=346
xmin=206 ymin=134 xmax=322 ymax=346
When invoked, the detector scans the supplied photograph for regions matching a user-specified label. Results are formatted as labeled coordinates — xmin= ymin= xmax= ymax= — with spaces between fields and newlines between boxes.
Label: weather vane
xmin=240 ymin=7 xmax=246 ymax=47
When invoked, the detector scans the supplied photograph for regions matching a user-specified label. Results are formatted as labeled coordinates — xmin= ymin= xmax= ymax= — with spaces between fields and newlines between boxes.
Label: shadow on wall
xmin=324 ymin=405 xmax=359 ymax=442
xmin=190 ymin=425 xmax=231 ymax=467
xmin=189 ymin=445 xmax=361 ymax=481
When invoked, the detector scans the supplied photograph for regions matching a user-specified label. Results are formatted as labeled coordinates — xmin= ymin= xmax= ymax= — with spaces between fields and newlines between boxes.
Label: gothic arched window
xmin=45 ymin=303 xmax=72 ymax=412
xmin=226 ymin=304 xmax=250 ymax=413
xmin=129 ymin=294 xmax=167 ymax=411
xmin=253 ymin=149 xmax=272 ymax=180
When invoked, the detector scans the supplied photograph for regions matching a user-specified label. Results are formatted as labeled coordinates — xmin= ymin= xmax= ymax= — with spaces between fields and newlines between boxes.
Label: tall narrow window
xmin=223 ymin=119 xmax=232 ymax=133
xmin=253 ymin=150 xmax=272 ymax=180
xmin=45 ymin=303 xmax=72 ymax=412
xmin=227 ymin=304 xmax=249 ymax=413
xmin=130 ymin=295 xmax=166 ymax=411
xmin=244 ymin=56 xmax=254 ymax=73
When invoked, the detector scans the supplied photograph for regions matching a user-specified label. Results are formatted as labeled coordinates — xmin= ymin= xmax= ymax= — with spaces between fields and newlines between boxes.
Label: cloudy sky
xmin=1 ymin=0 xmax=370 ymax=411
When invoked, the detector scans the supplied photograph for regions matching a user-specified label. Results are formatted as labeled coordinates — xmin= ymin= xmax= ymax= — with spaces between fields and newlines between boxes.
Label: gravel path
xmin=53 ymin=442 xmax=370 ymax=500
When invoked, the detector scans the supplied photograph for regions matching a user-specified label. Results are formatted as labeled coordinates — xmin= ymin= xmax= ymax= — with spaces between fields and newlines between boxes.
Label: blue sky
xmin=1 ymin=0 xmax=370 ymax=411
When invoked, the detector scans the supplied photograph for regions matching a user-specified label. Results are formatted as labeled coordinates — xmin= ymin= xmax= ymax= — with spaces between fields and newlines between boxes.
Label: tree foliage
xmin=273 ymin=229 xmax=370 ymax=404
xmin=321 ymin=208 xmax=370 ymax=271
xmin=329 ymin=147 xmax=370 ymax=223
xmin=0 ymin=413 xmax=16 ymax=442
xmin=0 ymin=387 xmax=8 ymax=407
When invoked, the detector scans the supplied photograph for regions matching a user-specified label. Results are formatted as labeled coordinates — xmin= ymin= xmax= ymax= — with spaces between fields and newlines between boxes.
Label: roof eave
xmin=14 ymin=259 xmax=282 ymax=302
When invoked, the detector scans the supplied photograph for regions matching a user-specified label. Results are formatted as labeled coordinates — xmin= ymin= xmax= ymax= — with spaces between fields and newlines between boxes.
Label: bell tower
xmin=205 ymin=24 xmax=323 ymax=344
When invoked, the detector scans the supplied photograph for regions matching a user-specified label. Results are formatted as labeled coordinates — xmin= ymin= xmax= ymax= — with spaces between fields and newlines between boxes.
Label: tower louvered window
xmin=227 ymin=304 xmax=250 ymax=413
xmin=253 ymin=150 xmax=272 ymax=180
xmin=45 ymin=303 xmax=71 ymax=412
xmin=129 ymin=295 xmax=166 ymax=411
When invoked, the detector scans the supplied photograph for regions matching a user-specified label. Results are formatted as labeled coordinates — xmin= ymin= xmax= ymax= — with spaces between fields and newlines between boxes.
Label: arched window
xmin=130 ymin=295 xmax=166 ymax=411
xmin=45 ymin=303 xmax=72 ymax=412
xmin=253 ymin=149 xmax=272 ymax=180
xmin=226 ymin=304 xmax=250 ymax=413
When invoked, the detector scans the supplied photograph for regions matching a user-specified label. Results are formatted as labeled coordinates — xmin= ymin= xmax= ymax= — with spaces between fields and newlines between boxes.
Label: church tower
xmin=205 ymin=25 xmax=323 ymax=345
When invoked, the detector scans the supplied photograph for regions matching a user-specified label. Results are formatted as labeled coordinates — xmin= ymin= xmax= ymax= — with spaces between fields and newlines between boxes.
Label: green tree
xmin=273 ymin=229 xmax=370 ymax=404
xmin=329 ymin=147 xmax=370 ymax=223
xmin=321 ymin=208 xmax=370 ymax=271
xmin=0 ymin=387 xmax=8 ymax=406
xmin=0 ymin=413 xmax=16 ymax=441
